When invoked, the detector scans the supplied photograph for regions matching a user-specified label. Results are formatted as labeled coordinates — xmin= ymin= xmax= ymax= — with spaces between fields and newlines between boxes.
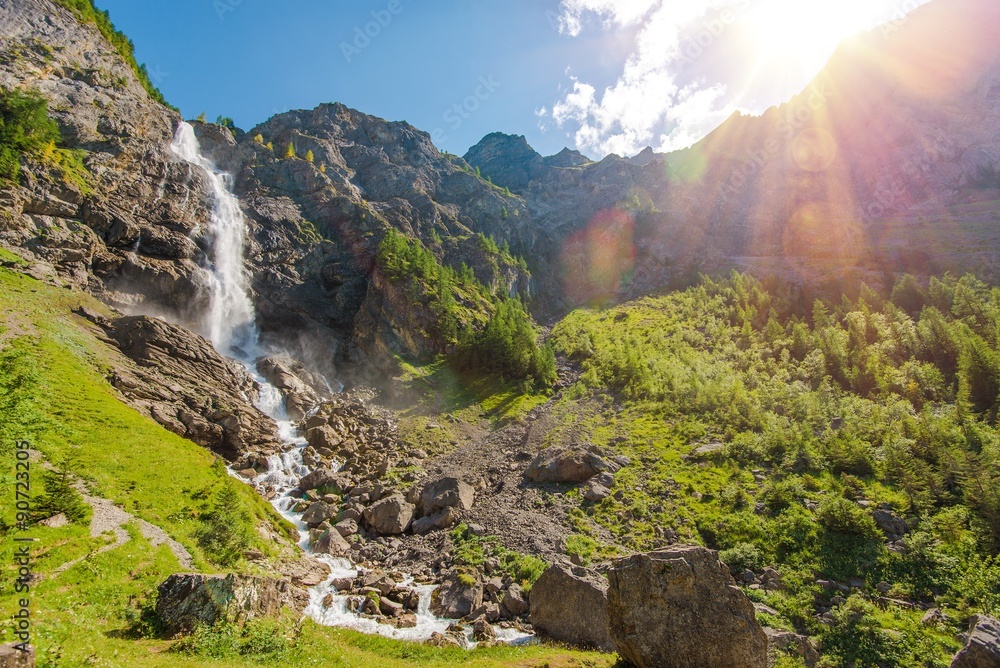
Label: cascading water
xmin=170 ymin=122 xmax=257 ymax=355
xmin=168 ymin=121 xmax=530 ymax=646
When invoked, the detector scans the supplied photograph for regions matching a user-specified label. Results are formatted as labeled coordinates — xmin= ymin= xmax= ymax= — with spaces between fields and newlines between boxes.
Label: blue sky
xmin=95 ymin=0 xmax=927 ymax=159
xmin=95 ymin=0 xmax=631 ymax=158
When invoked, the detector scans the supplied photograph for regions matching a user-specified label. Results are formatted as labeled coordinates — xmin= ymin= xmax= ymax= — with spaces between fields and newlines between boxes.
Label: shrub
xmin=173 ymin=619 xmax=291 ymax=660
xmin=720 ymin=542 xmax=767 ymax=574
xmin=252 ymin=133 xmax=264 ymax=144
xmin=0 ymin=88 xmax=60 ymax=182
xmin=195 ymin=482 xmax=256 ymax=567
xmin=33 ymin=468 xmax=89 ymax=524
xmin=816 ymin=497 xmax=880 ymax=539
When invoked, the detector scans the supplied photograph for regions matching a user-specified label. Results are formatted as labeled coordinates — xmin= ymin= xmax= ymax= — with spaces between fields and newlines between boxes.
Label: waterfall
xmin=169 ymin=120 xmax=531 ymax=646
xmin=170 ymin=122 xmax=257 ymax=356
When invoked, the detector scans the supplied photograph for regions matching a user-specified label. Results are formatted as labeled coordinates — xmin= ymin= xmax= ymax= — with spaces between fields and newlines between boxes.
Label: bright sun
xmin=744 ymin=0 xmax=900 ymax=77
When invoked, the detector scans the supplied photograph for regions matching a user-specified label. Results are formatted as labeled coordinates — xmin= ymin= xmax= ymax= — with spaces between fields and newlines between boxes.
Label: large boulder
xmin=607 ymin=545 xmax=767 ymax=668
xmin=299 ymin=468 xmax=351 ymax=494
xmin=156 ymin=573 xmax=298 ymax=633
xmin=411 ymin=506 xmax=460 ymax=535
xmin=362 ymin=494 xmax=415 ymax=535
xmin=430 ymin=573 xmax=484 ymax=619
xmin=421 ymin=477 xmax=475 ymax=515
xmin=951 ymin=615 xmax=1000 ymax=668
xmin=529 ymin=564 xmax=616 ymax=651
xmin=526 ymin=448 xmax=618 ymax=484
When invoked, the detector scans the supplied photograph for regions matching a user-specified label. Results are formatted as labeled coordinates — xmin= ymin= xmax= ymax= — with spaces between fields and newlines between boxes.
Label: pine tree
xmin=252 ymin=133 xmax=264 ymax=145
xmin=284 ymin=142 xmax=296 ymax=159
xmin=305 ymin=149 xmax=315 ymax=163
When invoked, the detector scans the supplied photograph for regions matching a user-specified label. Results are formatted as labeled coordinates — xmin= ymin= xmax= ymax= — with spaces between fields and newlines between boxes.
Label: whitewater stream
xmin=169 ymin=122 xmax=531 ymax=647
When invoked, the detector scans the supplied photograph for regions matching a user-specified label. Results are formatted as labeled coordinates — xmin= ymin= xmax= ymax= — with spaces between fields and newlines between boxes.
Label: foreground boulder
xmin=529 ymin=564 xmax=616 ymax=651
xmin=951 ymin=615 xmax=1000 ymax=667
xmin=526 ymin=447 xmax=618 ymax=483
xmin=156 ymin=573 xmax=299 ymax=633
xmin=607 ymin=546 xmax=767 ymax=668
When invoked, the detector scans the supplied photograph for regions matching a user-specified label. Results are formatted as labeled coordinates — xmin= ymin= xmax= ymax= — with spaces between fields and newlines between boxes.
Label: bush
xmin=0 ymin=87 xmax=60 ymax=182
xmin=33 ymin=468 xmax=89 ymax=524
xmin=173 ymin=619 xmax=291 ymax=660
xmin=196 ymin=482 xmax=256 ymax=567
xmin=719 ymin=542 xmax=767 ymax=574
xmin=816 ymin=497 xmax=880 ymax=539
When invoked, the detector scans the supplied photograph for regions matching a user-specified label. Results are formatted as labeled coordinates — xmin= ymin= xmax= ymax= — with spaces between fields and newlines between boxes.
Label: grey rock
xmin=951 ymin=615 xmax=1000 ymax=668
xmin=301 ymin=501 xmax=336 ymax=526
xmin=155 ymin=573 xmax=299 ymax=633
xmin=607 ymin=545 xmax=767 ymax=668
xmin=766 ymin=628 xmax=820 ymax=668
xmin=525 ymin=448 xmax=618 ymax=484
xmin=530 ymin=564 xmax=615 ymax=651
xmin=499 ymin=583 xmax=530 ymax=619
xmin=421 ymin=476 xmax=475 ymax=515
xmin=430 ymin=573 xmax=483 ymax=619
xmin=362 ymin=495 xmax=415 ymax=536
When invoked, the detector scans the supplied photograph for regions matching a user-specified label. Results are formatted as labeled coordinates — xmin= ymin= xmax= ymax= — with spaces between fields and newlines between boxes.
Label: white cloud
xmin=547 ymin=0 xmax=933 ymax=158
xmin=557 ymin=0 xmax=662 ymax=37
xmin=550 ymin=0 xmax=744 ymax=157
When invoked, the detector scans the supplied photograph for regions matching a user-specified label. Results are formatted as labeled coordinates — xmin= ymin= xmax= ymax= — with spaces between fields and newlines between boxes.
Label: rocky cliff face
xmin=0 ymin=0 xmax=538 ymax=382
xmin=190 ymin=104 xmax=535 ymax=376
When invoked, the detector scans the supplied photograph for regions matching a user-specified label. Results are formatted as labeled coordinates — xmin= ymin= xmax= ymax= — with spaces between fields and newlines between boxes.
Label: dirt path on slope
xmin=51 ymin=483 xmax=194 ymax=577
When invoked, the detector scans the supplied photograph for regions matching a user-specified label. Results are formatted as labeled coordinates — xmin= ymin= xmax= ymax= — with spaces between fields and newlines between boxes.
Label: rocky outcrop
xmin=607 ymin=546 xmax=767 ymax=668
xmin=155 ymin=573 xmax=301 ymax=633
xmin=96 ymin=313 xmax=282 ymax=458
xmin=525 ymin=447 xmax=618 ymax=484
xmin=0 ymin=0 xmax=217 ymax=312
xmin=951 ymin=615 xmax=1000 ymax=668
xmin=529 ymin=564 xmax=616 ymax=652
